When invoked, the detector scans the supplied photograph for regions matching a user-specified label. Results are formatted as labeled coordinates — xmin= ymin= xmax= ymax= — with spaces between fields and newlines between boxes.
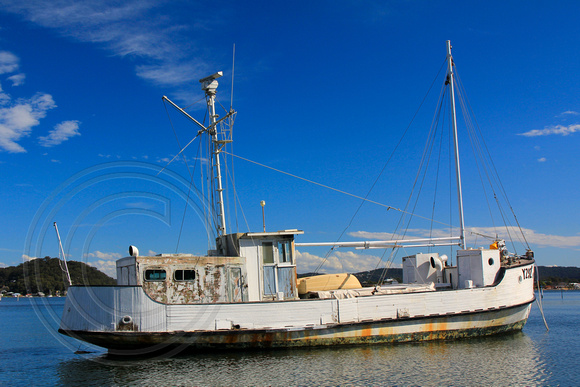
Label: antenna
xmin=54 ymin=222 xmax=72 ymax=286
xmin=230 ymin=43 xmax=236 ymax=111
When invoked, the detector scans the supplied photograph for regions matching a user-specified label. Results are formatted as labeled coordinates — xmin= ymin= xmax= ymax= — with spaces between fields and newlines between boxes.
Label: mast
xmin=200 ymin=72 xmax=227 ymax=237
xmin=446 ymin=40 xmax=466 ymax=249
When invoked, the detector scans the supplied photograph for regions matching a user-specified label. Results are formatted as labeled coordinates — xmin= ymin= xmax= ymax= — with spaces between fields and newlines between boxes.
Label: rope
xmin=535 ymin=264 xmax=549 ymax=331
xmin=221 ymin=150 xmax=454 ymax=229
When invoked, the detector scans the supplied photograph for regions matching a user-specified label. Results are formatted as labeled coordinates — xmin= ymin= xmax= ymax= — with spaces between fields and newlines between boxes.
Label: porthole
xmin=488 ymin=258 xmax=494 ymax=266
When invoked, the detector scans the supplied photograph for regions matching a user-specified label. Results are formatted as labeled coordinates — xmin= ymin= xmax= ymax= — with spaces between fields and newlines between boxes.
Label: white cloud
xmin=518 ymin=124 xmax=580 ymax=137
xmin=560 ymin=110 xmax=579 ymax=116
xmin=85 ymin=251 xmax=122 ymax=260
xmin=0 ymin=262 xmax=7 ymax=268
xmin=8 ymin=73 xmax=25 ymax=86
xmin=0 ymin=50 xmax=78 ymax=152
xmin=87 ymin=260 xmax=117 ymax=278
xmin=0 ymin=51 xmax=19 ymax=74
xmin=537 ymin=157 xmax=546 ymax=162
xmin=351 ymin=227 xmax=580 ymax=249
xmin=85 ymin=250 xmax=122 ymax=278
xmin=295 ymin=249 xmax=398 ymax=274
xmin=38 ymin=120 xmax=80 ymax=147
xmin=21 ymin=254 xmax=37 ymax=261
xmin=0 ymin=92 xmax=10 ymax=105
xmin=0 ymin=93 xmax=57 ymax=152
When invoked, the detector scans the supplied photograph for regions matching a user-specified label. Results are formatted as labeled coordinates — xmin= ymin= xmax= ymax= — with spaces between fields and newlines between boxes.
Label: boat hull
xmin=59 ymin=261 xmax=535 ymax=355
xmin=60 ymin=301 xmax=531 ymax=354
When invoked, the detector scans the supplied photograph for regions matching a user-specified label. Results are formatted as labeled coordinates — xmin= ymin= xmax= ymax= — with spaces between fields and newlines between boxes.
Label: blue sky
xmin=0 ymin=0 xmax=578 ymax=276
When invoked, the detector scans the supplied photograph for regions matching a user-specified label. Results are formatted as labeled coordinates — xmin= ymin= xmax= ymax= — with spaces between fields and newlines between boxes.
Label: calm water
xmin=0 ymin=291 xmax=578 ymax=386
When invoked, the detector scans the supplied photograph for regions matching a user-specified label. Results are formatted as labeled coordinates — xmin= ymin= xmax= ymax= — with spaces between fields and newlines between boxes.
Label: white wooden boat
xmin=59 ymin=41 xmax=535 ymax=355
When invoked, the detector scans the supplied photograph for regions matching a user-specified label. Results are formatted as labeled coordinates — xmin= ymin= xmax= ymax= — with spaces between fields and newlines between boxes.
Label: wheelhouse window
xmin=261 ymin=238 xmax=296 ymax=298
xmin=144 ymin=269 xmax=166 ymax=281
xmin=278 ymin=240 xmax=292 ymax=263
xmin=174 ymin=269 xmax=196 ymax=281
xmin=262 ymin=242 xmax=274 ymax=264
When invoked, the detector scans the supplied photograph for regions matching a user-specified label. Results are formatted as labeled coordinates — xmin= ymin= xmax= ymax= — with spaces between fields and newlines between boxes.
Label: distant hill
xmin=0 ymin=257 xmax=116 ymax=295
xmin=354 ymin=268 xmax=403 ymax=285
xmin=535 ymin=266 xmax=580 ymax=284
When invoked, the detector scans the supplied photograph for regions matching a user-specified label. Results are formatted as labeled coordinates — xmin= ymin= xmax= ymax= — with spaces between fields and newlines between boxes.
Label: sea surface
xmin=0 ymin=291 xmax=578 ymax=386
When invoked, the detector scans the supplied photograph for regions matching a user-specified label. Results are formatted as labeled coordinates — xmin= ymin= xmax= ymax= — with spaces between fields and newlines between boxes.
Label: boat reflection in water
xmin=56 ymin=332 xmax=549 ymax=385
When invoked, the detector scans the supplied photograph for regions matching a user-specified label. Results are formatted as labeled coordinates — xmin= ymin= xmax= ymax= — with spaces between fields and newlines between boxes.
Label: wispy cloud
xmin=0 ymin=1 xmax=213 ymax=91
xmin=38 ymin=120 xmax=81 ymax=147
xmin=518 ymin=124 xmax=580 ymax=137
xmin=537 ymin=157 xmax=546 ymax=162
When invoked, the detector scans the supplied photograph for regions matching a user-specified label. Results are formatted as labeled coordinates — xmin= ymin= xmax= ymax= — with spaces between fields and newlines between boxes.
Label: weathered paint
xmin=60 ymin=301 xmax=532 ymax=353
xmin=135 ymin=255 xmax=247 ymax=304
xmin=60 ymin=258 xmax=534 ymax=355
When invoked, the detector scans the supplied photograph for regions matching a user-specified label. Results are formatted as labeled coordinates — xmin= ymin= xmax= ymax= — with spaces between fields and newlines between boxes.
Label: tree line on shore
xmin=0 ymin=257 xmax=115 ymax=296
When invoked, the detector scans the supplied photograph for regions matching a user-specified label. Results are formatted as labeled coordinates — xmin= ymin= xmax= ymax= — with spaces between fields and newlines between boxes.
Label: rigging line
xmin=231 ymin=140 xmax=240 ymax=233
xmin=314 ymin=59 xmax=450 ymax=274
xmin=428 ymin=101 xmax=447 ymax=252
xmin=175 ymin=138 xmax=203 ymax=253
xmin=371 ymin=63 xmax=451 ymax=280
xmin=448 ymin=95 xmax=454 ymax=261
xmin=313 ymin=58 xmax=449 ymax=273
xmin=401 ymin=87 xmax=444 ymax=240
xmin=182 ymin=96 xmax=207 ymax=111
xmin=162 ymin=101 xmax=197 ymax=179
xmin=454 ymin=80 xmax=498 ymax=237
xmin=454 ymin=69 xmax=530 ymax=250
xmin=222 ymin=150 xmax=455 ymax=228
xmin=225 ymin=141 xmax=248 ymax=237
xmin=493 ymin=193 xmax=518 ymax=254
xmin=216 ymin=98 xmax=229 ymax=117
xmin=395 ymin=81 xmax=447 ymax=245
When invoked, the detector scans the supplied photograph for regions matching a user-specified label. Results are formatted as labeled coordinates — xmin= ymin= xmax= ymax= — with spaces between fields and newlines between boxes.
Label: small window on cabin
xmin=262 ymin=242 xmax=274 ymax=264
xmin=278 ymin=240 xmax=292 ymax=263
xmin=175 ymin=269 xmax=196 ymax=281
xmin=144 ymin=269 xmax=166 ymax=281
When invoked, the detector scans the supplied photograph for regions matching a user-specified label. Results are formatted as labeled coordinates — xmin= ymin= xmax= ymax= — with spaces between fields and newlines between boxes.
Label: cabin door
xmin=261 ymin=240 xmax=297 ymax=299
xmin=227 ymin=267 xmax=244 ymax=302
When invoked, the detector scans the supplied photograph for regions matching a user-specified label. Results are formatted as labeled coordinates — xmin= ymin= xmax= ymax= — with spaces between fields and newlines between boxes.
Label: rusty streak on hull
xmin=59 ymin=301 xmax=532 ymax=355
